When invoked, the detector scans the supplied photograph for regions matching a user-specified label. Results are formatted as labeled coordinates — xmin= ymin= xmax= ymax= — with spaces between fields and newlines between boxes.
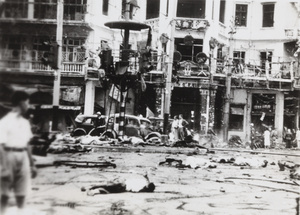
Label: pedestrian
xmin=284 ymin=128 xmax=293 ymax=148
xmin=0 ymin=91 xmax=37 ymax=215
xmin=95 ymin=111 xmax=105 ymax=127
xmin=250 ymin=123 xmax=256 ymax=149
xmin=207 ymin=123 xmax=216 ymax=148
xmin=294 ymin=128 xmax=300 ymax=148
xmin=178 ymin=114 xmax=188 ymax=141
xmin=263 ymin=127 xmax=271 ymax=149
xmin=270 ymin=127 xmax=278 ymax=148
xmin=171 ymin=115 xmax=179 ymax=141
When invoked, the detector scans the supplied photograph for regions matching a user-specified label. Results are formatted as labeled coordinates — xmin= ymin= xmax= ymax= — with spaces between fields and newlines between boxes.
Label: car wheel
xmin=73 ymin=129 xmax=87 ymax=137
xmin=101 ymin=129 xmax=118 ymax=139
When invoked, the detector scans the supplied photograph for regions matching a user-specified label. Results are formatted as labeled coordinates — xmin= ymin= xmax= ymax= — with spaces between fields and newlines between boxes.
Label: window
xmin=146 ymin=0 xmax=160 ymax=19
xmin=219 ymin=0 xmax=226 ymax=23
xmin=262 ymin=4 xmax=274 ymax=27
xmin=229 ymin=104 xmax=244 ymax=131
xmin=34 ymin=0 xmax=57 ymax=19
xmin=260 ymin=51 xmax=272 ymax=73
xmin=4 ymin=0 xmax=28 ymax=18
xmin=233 ymin=51 xmax=245 ymax=64
xmin=64 ymin=0 xmax=87 ymax=21
xmin=175 ymin=38 xmax=203 ymax=62
xmin=235 ymin=4 xmax=247 ymax=27
xmin=122 ymin=0 xmax=138 ymax=19
xmin=2 ymin=35 xmax=26 ymax=60
xmin=102 ymin=0 xmax=109 ymax=16
xmin=32 ymin=37 xmax=53 ymax=61
xmin=177 ymin=0 xmax=205 ymax=18
xmin=62 ymin=38 xmax=86 ymax=62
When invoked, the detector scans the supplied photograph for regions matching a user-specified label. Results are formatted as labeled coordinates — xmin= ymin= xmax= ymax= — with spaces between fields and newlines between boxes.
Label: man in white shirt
xmin=0 ymin=91 xmax=37 ymax=214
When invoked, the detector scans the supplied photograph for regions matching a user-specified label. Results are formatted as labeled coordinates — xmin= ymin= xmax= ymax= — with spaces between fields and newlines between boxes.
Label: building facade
xmin=139 ymin=0 xmax=300 ymax=142
xmin=0 ymin=0 xmax=299 ymax=143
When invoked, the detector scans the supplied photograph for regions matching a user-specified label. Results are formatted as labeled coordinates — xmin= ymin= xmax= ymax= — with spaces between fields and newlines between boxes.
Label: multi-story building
xmin=0 ymin=0 xmax=146 ymax=131
xmin=139 ymin=0 xmax=300 ymax=142
xmin=1 ymin=0 xmax=299 ymax=143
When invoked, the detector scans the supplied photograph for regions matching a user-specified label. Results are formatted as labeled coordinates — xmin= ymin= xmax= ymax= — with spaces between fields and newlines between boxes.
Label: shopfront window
xmin=229 ymin=104 xmax=244 ymax=131
xmin=251 ymin=93 xmax=275 ymax=133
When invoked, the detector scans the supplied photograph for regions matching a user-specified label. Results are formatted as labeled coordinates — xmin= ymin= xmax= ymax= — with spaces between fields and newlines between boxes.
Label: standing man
xmin=178 ymin=114 xmax=188 ymax=141
xmin=284 ymin=128 xmax=293 ymax=148
xmin=0 ymin=91 xmax=37 ymax=214
xmin=171 ymin=115 xmax=179 ymax=141
xmin=263 ymin=127 xmax=271 ymax=149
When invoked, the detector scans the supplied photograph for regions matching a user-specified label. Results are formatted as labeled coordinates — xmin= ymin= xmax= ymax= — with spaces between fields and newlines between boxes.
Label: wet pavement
xmin=5 ymin=147 xmax=300 ymax=215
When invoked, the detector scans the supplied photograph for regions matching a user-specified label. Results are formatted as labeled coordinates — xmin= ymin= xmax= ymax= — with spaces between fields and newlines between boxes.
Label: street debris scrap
xmin=54 ymin=160 xmax=116 ymax=168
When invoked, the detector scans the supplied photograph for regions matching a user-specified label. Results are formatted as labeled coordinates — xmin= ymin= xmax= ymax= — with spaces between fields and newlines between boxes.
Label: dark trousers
xmin=178 ymin=127 xmax=186 ymax=140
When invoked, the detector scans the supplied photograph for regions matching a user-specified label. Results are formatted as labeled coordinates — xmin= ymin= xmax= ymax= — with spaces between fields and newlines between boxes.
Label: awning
xmin=231 ymin=107 xmax=244 ymax=115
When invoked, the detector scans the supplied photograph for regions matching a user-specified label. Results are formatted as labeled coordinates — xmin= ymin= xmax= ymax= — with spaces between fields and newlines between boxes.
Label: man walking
xmin=0 ymin=91 xmax=37 ymax=214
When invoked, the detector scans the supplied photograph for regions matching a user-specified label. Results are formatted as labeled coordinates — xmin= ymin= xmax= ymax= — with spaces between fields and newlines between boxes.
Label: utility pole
xmin=52 ymin=0 xmax=63 ymax=131
xmin=163 ymin=0 xmax=177 ymax=134
xmin=223 ymin=35 xmax=233 ymax=142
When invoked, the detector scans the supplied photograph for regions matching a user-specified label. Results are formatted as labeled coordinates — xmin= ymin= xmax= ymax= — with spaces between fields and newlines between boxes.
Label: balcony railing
xmin=213 ymin=60 xmax=294 ymax=89
xmin=0 ymin=49 xmax=85 ymax=73
xmin=0 ymin=0 xmax=86 ymax=21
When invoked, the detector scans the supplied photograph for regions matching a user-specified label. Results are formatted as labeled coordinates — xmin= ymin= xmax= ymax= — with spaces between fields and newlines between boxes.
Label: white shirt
xmin=0 ymin=112 xmax=33 ymax=148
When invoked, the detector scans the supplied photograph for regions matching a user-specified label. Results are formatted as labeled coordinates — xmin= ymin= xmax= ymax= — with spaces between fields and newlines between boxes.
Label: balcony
xmin=0 ymin=0 xmax=87 ymax=22
xmin=213 ymin=61 xmax=294 ymax=90
xmin=0 ymin=49 xmax=85 ymax=74
xmin=174 ymin=18 xmax=209 ymax=31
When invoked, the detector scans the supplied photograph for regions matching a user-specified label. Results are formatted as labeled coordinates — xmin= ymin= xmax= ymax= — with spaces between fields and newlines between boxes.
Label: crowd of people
xmin=251 ymin=123 xmax=300 ymax=149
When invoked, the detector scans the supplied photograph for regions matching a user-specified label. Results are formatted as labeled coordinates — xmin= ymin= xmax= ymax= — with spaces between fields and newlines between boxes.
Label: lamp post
xmin=104 ymin=0 xmax=150 ymax=138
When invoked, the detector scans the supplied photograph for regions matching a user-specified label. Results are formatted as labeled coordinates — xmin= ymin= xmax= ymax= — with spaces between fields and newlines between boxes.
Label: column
xmin=84 ymin=81 xmax=96 ymax=115
xmin=209 ymin=89 xmax=216 ymax=126
xmin=245 ymin=91 xmax=252 ymax=142
xmin=200 ymin=89 xmax=209 ymax=134
xmin=28 ymin=0 xmax=34 ymax=19
xmin=275 ymin=92 xmax=284 ymax=141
